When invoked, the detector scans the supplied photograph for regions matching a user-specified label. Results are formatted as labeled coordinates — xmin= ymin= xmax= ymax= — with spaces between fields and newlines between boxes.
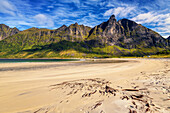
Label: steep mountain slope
xmin=167 ymin=36 xmax=170 ymax=41
xmin=166 ymin=36 xmax=170 ymax=47
xmin=0 ymin=24 xmax=19 ymax=40
xmin=0 ymin=24 xmax=91 ymax=52
xmin=52 ymin=23 xmax=91 ymax=41
xmin=64 ymin=23 xmax=91 ymax=41
xmin=88 ymin=15 xmax=124 ymax=44
xmin=118 ymin=19 xmax=166 ymax=48
xmin=88 ymin=15 xmax=166 ymax=48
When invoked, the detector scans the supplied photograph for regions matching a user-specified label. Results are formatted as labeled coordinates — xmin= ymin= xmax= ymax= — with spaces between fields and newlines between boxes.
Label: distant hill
xmin=0 ymin=24 xmax=19 ymax=40
xmin=0 ymin=15 xmax=169 ymax=58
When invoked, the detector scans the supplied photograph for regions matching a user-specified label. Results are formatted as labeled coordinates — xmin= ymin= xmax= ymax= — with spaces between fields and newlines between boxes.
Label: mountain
xmin=0 ymin=24 xmax=19 ymax=40
xmin=0 ymin=24 xmax=91 ymax=53
xmin=166 ymin=36 xmax=170 ymax=46
xmin=56 ymin=23 xmax=91 ymax=41
xmin=0 ymin=15 xmax=169 ymax=58
xmin=88 ymin=15 xmax=166 ymax=48
xmin=167 ymin=36 xmax=170 ymax=40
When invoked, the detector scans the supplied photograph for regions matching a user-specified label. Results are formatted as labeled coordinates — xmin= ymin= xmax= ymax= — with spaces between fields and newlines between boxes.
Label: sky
xmin=0 ymin=0 xmax=169 ymax=38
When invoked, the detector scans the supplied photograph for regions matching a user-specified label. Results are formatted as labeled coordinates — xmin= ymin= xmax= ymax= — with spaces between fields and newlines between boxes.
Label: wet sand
xmin=0 ymin=58 xmax=169 ymax=113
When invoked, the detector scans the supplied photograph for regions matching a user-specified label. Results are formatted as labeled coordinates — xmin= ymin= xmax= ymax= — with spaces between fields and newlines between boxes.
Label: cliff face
xmin=167 ymin=36 xmax=170 ymax=40
xmin=57 ymin=23 xmax=91 ymax=41
xmin=88 ymin=15 xmax=166 ymax=48
xmin=118 ymin=19 xmax=166 ymax=48
xmin=88 ymin=15 xmax=124 ymax=45
xmin=0 ymin=24 xmax=19 ymax=40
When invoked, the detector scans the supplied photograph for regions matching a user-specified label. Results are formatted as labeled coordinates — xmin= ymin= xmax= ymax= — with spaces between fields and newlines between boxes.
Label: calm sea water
xmin=0 ymin=59 xmax=79 ymax=63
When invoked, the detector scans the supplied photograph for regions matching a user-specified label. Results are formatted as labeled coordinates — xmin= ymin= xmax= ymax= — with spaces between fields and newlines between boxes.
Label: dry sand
xmin=0 ymin=58 xmax=169 ymax=113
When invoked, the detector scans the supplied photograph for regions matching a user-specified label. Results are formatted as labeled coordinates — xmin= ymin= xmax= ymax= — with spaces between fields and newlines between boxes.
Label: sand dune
xmin=0 ymin=58 xmax=169 ymax=113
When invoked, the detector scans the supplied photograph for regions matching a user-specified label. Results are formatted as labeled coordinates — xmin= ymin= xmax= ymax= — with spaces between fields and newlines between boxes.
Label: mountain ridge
xmin=88 ymin=15 xmax=167 ymax=48
xmin=0 ymin=24 xmax=20 ymax=41
xmin=0 ymin=15 xmax=169 ymax=58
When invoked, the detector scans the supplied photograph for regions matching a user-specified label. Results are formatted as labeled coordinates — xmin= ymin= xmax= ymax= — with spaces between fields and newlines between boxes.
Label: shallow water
xmin=0 ymin=58 xmax=79 ymax=63
xmin=0 ymin=59 xmax=128 ymax=72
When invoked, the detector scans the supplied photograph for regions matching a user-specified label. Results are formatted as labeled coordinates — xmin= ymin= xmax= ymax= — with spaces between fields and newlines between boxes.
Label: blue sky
xmin=0 ymin=0 xmax=169 ymax=38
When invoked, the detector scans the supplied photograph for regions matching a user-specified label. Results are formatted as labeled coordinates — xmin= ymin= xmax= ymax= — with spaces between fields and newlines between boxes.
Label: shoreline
xmin=0 ymin=58 xmax=169 ymax=113
xmin=0 ymin=59 xmax=130 ymax=72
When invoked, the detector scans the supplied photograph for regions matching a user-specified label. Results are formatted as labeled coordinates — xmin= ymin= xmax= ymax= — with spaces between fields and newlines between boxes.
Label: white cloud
xmin=61 ymin=0 xmax=80 ymax=6
xmin=132 ymin=12 xmax=170 ymax=37
xmin=46 ymin=9 xmax=50 ymax=12
xmin=104 ymin=6 xmax=136 ymax=17
xmin=162 ymin=35 xmax=169 ymax=39
xmin=34 ymin=14 xmax=54 ymax=27
xmin=53 ymin=7 xmax=84 ymax=19
xmin=131 ymin=12 xmax=153 ymax=24
xmin=113 ymin=7 xmax=125 ymax=17
xmin=0 ymin=0 xmax=17 ymax=16
xmin=78 ymin=13 xmax=101 ymax=27
xmin=17 ymin=21 xmax=34 ymax=26
xmin=0 ymin=19 xmax=35 ymax=30
xmin=47 ymin=6 xmax=54 ymax=8
xmin=154 ymin=25 xmax=170 ymax=34
xmin=131 ymin=12 xmax=170 ymax=24
xmin=104 ymin=9 xmax=114 ymax=16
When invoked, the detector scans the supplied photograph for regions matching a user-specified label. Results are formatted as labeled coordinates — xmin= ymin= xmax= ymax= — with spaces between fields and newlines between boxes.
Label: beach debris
xmin=49 ymin=78 xmax=119 ymax=98
xmin=105 ymin=85 xmax=117 ymax=94
xmin=91 ymin=102 xmax=102 ymax=110
xmin=129 ymin=109 xmax=137 ymax=113
xmin=122 ymin=89 xmax=139 ymax=91
xmin=131 ymin=94 xmax=144 ymax=99
xmin=46 ymin=62 xmax=170 ymax=113
xmin=82 ymin=90 xmax=97 ymax=97
xmin=121 ymin=95 xmax=129 ymax=100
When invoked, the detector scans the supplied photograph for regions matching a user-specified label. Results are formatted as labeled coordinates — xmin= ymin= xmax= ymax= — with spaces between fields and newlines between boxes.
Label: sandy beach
xmin=0 ymin=58 xmax=169 ymax=113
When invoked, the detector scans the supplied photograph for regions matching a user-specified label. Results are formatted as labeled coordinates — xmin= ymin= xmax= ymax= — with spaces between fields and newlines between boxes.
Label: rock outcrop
xmin=88 ymin=15 xmax=166 ymax=48
xmin=58 ymin=23 xmax=91 ymax=41
xmin=0 ymin=24 xmax=19 ymax=40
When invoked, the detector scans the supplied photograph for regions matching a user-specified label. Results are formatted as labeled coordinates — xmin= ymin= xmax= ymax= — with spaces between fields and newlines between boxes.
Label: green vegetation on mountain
xmin=0 ymin=15 xmax=169 ymax=58
xmin=0 ymin=40 xmax=167 ymax=58
xmin=0 ymin=24 xmax=19 ymax=40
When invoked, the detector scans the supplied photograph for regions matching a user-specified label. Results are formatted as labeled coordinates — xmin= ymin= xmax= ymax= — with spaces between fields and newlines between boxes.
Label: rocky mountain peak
xmin=0 ymin=24 xmax=19 ymax=40
xmin=109 ymin=14 xmax=116 ymax=20
xmin=88 ymin=14 xmax=167 ymax=48
xmin=61 ymin=25 xmax=67 ymax=28
xmin=27 ymin=27 xmax=39 ymax=30
xmin=56 ymin=25 xmax=67 ymax=31
xmin=0 ymin=24 xmax=7 ymax=28
xmin=75 ymin=22 xmax=79 ymax=26
xmin=69 ymin=22 xmax=79 ymax=28
xmin=107 ymin=14 xmax=117 ymax=23
xmin=44 ymin=22 xmax=90 ymax=42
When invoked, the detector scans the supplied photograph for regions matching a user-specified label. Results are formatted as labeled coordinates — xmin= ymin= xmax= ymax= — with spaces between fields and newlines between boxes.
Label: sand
xmin=0 ymin=58 xmax=169 ymax=113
